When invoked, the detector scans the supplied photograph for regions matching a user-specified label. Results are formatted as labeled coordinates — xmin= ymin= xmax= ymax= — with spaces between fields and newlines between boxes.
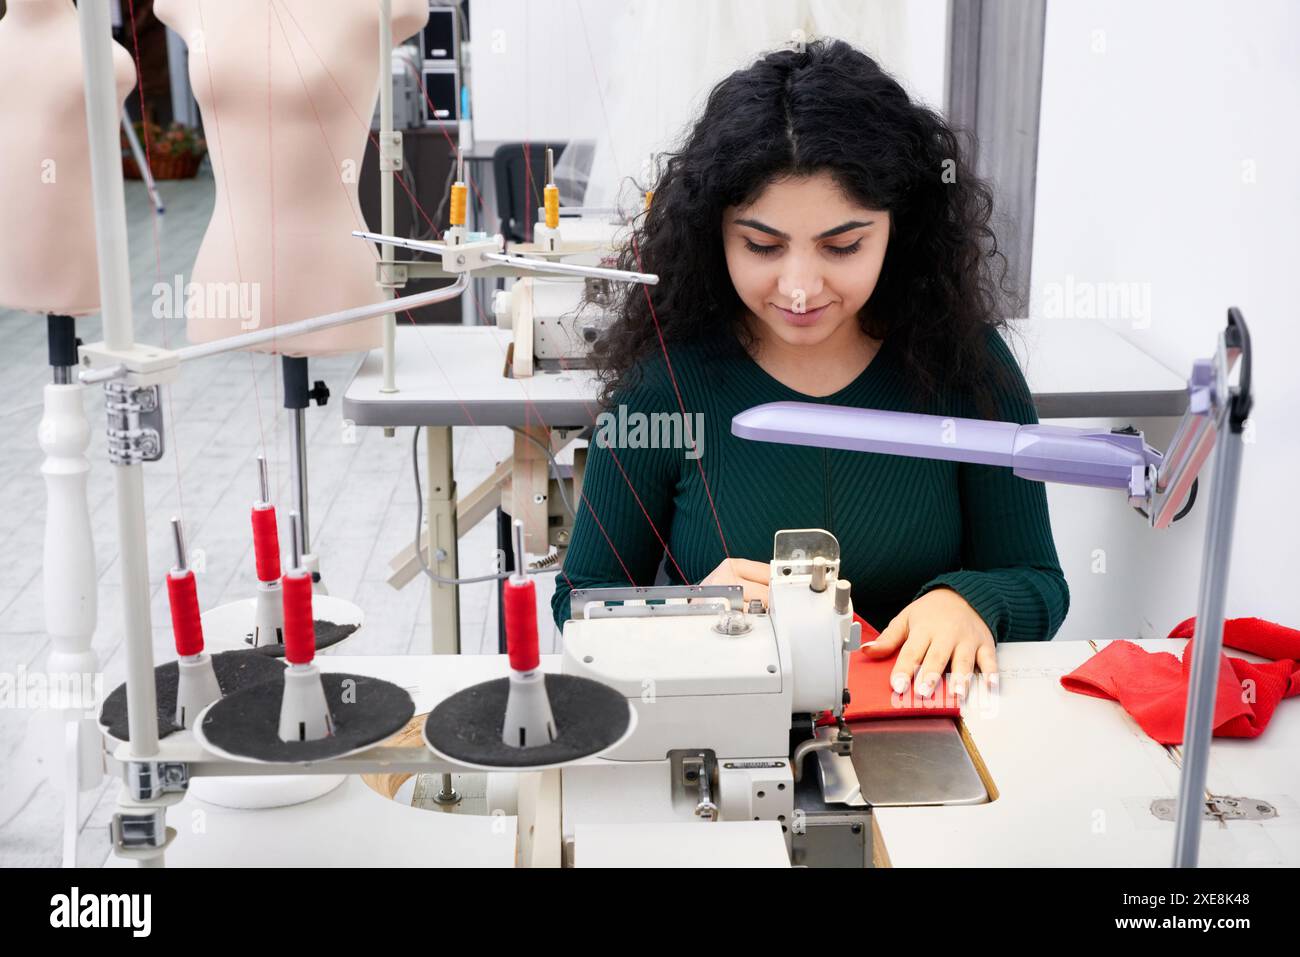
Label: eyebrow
xmin=733 ymin=218 xmax=873 ymax=241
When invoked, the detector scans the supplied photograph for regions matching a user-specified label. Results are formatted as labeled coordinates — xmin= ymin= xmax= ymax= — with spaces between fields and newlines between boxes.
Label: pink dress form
xmin=154 ymin=0 xmax=430 ymax=356
xmin=0 ymin=0 xmax=135 ymax=315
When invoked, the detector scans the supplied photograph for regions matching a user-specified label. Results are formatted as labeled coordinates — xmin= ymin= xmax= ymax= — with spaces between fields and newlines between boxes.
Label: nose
xmin=777 ymin=253 xmax=824 ymax=306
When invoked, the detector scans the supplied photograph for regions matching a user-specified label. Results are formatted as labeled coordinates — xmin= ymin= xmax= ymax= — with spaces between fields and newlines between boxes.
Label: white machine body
xmin=494 ymin=277 xmax=610 ymax=371
xmin=559 ymin=530 xmax=856 ymax=839
xmin=563 ymin=609 xmax=792 ymax=760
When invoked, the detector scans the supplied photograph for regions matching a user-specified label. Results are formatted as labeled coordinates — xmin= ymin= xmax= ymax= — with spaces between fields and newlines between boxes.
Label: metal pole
xmin=1172 ymin=422 xmax=1244 ymax=866
xmin=171 ymin=277 xmax=467 ymax=364
xmin=289 ymin=408 xmax=311 ymax=557
xmin=288 ymin=511 xmax=303 ymax=571
xmin=121 ymin=116 xmax=164 ymax=214
xmin=257 ymin=453 xmax=271 ymax=504
xmin=379 ymin=0 xmax=398 ymax=394
xmin=77 ymin=0 xmax=159 ymax=759
xmin=426 ymin=427 xmax=460 ymax=653
xmin=170 ymin=516 xmax=187 ymax=570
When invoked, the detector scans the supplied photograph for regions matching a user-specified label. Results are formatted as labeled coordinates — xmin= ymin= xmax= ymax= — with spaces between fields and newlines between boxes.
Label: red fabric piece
xmin=1059 ymin=616 xmax=1300 ymax=744
xmin=818 ymin=613 xmax=962 ymax=725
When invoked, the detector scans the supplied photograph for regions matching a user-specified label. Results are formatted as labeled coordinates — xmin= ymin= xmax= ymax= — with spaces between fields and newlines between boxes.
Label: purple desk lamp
xmin=732 ymin=309 xmax=1253 ymax=868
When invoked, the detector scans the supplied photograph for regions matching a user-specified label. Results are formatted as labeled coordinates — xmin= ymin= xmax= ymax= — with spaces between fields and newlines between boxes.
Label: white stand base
xmin=502 ymin=669 xmax=557 ymax=748
xmin=252 ymin=580 xmax=283 ymax=649
xmin=175 ymin=653 xmax=221 ymax=728
xmin=40 ymin=382 xmax=101 ymax=789
xmin=279 ymin=662 xmax=333 ymax=742
xmin=189 ymin=773 xmax=346 ymax=810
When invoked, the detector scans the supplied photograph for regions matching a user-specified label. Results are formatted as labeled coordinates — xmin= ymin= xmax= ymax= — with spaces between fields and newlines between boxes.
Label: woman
xmin=551 ymin=38 xmax=1069 ymax=700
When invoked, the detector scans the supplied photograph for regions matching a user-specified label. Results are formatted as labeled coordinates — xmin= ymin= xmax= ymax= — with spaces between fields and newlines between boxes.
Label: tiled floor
xmin=0 ymin=176 xmax=556 ymax=866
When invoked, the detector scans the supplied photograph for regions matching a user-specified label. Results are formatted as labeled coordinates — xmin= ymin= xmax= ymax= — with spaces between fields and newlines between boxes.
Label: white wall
xmin=468 ymin=0 xmax=949 ymax=204
xmin=1031 ymin=0 xmax=1300 ymax=637
xmin=468 ymin=0 xmax=625 ymax=144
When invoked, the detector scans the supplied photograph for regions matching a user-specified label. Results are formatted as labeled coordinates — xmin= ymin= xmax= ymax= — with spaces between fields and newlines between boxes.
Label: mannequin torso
xmin=0 ymin=0 xmax=135 ymax=316
xmin=154 ymin=0 xmax=429 ymax=356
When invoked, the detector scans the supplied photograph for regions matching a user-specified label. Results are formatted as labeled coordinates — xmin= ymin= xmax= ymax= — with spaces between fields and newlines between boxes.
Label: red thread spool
xmin=251 ymin=506 xmax=281 ymax=582
xmin=281 ymin=572 xmax=315 ymax=665
xmin=167 ymin=570 xmax=204 ymax=657
xmin=504 ymin=578 xmax=539 ymax=672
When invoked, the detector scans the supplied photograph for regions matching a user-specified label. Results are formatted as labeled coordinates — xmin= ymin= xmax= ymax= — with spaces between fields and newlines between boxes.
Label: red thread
xmin=504 ymin=578 xmax=540 ymax=672
xmin=281 ymin=572 xmax=315 ymax=665
xmin=251 ymin=506 xmax=281 ymax=582
xmin=167 ymin=571 xmax=204 ymax=657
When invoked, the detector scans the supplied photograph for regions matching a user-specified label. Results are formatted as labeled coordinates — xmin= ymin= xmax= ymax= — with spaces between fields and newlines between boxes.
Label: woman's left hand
xmin=861 ymin=587 xmax=998 ymax=700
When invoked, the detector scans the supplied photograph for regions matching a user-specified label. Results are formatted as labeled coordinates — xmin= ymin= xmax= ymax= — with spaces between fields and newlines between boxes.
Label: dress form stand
xmin=39 ymin=314 xmax=102 ymax=819
xmin=0 ymin=1 xmax=133 ymax=853
xmin=282 ymin=356 xmax=331 ymax=593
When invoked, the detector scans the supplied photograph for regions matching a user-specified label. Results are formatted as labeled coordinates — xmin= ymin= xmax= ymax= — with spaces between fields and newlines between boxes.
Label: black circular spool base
xmin=246 ymin=618 xmax=358 ymax=658
xmin=99 ymin=649 xmax=285 ymax=742
xmin=199 ymin=672 xmax=414 ymax=763
xmin=423 ymin=673 xmax=630 ymax=768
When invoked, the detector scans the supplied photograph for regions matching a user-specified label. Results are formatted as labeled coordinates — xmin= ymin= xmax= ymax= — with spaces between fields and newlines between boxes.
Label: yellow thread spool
xmin=449 ymin=181 xmax=467 ymax=227
xmin=644 ymin=189 xmax=654 ymax=210
xmin=544 ymin=183 xmax=560 ymax=230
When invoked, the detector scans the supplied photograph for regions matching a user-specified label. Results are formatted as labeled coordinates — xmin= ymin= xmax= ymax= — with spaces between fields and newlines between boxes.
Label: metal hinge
xmin=378 ymin=130 xmax=404 ymax=172
xmin=375 ymin=259 xmax=410 ymax=288
xmin=110 ymin=808 xmax=167 ymax=850
xmin=126 ymin=760 xmax=190 ymax=801
xmin=104 ymin=381 xmax=164 ymax=464
xmin=671 ymin=749 xmax=719 ymax=821
xmin=1151 ymin=795 xmax=1277 ymax=823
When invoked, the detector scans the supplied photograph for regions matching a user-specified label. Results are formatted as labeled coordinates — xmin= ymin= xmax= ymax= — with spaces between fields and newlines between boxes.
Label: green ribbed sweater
xmin=551 ymin=329 xmax=1070 ymax=641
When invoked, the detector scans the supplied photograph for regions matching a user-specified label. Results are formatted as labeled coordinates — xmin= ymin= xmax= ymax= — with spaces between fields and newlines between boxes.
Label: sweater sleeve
xmin=550 ymin=372 xmax=683 ymax=633
xmin=913 ymin=330 xmax=1071 ymax=642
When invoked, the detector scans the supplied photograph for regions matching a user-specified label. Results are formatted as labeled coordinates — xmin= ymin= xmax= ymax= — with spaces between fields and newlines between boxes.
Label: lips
xmin=773 ymin=303 xmax=830 ymax=326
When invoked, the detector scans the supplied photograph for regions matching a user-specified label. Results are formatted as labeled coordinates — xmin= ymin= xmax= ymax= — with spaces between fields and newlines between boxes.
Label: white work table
xmin=1006 ymin=317 xmax=1188 ymax=418
xmin=343 ymin=318 xmax=1189 ymax=428
xmin=342 ymin=325 xmax=599 ymax=428
xmin=104 ymin=639 xmax=1297 ymax=867
xmin=872 ymin=638 xmax=1299 ymax=867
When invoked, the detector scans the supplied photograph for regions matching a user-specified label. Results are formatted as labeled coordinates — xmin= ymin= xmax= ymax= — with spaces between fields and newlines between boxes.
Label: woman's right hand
xmin=692 ymin=557 xmax=771 ymax=608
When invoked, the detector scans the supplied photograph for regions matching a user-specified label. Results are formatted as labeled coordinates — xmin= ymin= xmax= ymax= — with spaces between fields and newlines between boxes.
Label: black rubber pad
xmin=424 ymin=673 xmax=630 ymax=768
xmin=246 ymin=618 xmax=359 ymax=657
xmin=99 ymin=649 xmax=284 ymax=742
xmin=200 ymin=673 xmax=414 ymax=762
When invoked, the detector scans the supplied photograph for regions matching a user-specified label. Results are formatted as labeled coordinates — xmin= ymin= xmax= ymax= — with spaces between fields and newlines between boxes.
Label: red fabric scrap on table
xmin=816 ymin=614 xmax=962 ymax=726
xmin=1059 ymin=616 xmax=1300 ymax=745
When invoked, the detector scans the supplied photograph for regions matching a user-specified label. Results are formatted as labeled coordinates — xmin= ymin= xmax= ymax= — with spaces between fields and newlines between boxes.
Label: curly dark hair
xmin=589 ymin=37 xmax=1019 ymax=419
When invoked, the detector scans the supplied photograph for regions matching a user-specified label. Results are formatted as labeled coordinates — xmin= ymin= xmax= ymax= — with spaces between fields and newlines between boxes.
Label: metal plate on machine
xmin=816 ymin=718 xmax=988 ymax=807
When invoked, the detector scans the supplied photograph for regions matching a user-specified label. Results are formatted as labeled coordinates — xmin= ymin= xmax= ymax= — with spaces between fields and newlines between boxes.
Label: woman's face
xmin=722 ymin=170 xmax=889 ymax=349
